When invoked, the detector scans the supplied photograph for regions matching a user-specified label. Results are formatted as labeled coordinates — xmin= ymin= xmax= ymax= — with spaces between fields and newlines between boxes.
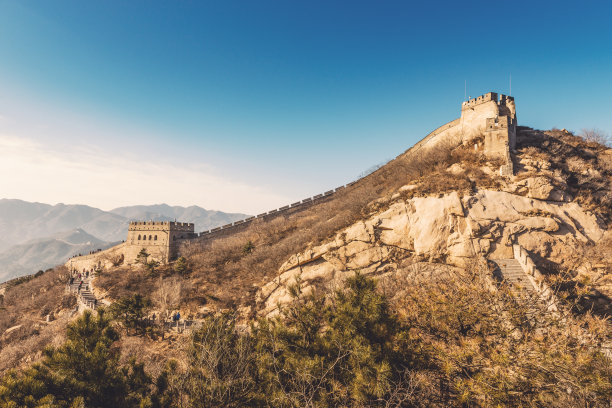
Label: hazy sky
xmin=1 ymin=0 xmax=611 ymax=213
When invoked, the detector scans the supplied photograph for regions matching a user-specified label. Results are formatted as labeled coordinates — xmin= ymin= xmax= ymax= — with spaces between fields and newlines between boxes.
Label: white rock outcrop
xmin=257 ymin=189 xmax=604 ymax=316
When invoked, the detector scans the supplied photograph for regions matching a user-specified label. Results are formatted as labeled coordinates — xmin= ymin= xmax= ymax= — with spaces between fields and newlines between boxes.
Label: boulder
xmin=516 ymin=176 xmax=570 ymax=202
xmin=257 ymin=189 xmax=604 ymax=316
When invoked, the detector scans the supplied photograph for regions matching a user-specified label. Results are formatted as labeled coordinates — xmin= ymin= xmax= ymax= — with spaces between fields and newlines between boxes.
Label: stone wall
xmin=66 ymin=91 xmax=519 ymax=271
xmin=68 ymin=242 xmax=128 ymax=272
xmin=126 ymin=221 xmax=195 ymax=263
xmin=401 ymin=118 xmax=463 ymax=158
xmin=194 ymin=183 xmax=355 ymax=242
xmin=66 ymin=221 xmax=196 ymax=271
xmin=395 ymin=91 xmax=517 ymax=171
xmin=126 ymin=222 xmax=171 ymax=263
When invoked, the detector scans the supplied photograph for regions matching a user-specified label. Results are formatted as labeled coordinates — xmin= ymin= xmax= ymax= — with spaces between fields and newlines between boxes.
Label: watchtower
xmin=460 ymin=92 xmax=517 ymax=175
xmin=125 ymin=221 xmax=195 ymax=264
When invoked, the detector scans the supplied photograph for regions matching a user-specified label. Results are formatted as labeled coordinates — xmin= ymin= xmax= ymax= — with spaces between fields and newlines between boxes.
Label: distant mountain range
xmin=0 ymin=229 xmax=116 ymax=283
xmin=0 ymin=199 xmax=249 ymax=282
xmin=109 ymin=204 xmax=246 ymax=232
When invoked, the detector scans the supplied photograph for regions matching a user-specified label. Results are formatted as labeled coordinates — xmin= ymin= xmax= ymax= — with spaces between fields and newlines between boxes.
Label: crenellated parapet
xmin=461 ymin=92 xmax=499 ymax=109
xmin=128 ymin=221 xmax=195 ymax=233
xmin=123 ymin=220 xmax=196 ymax=263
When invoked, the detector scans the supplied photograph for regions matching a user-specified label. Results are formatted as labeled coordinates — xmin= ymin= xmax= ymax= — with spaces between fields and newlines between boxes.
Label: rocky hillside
xmin=1 ymin=127 xmax=611 ymax=406
xmin=90 ymin=127 xmax=611 ymax=320
xmin=255 ymin=128 xmax=612 ymax=317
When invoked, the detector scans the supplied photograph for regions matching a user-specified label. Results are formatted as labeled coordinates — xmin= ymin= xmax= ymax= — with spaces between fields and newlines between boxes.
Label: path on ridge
xmin=68 ymin=275 xmax=98 ymax=310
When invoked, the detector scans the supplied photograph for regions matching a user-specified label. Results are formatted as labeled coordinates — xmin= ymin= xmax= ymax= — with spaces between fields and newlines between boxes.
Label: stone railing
xmin=500 ymin=147 xmax=514 ymax=176
xmin=514 ymin=245 xmax=612 ymax=359
xmin=66 ymin=284 xmax=97 ymax=309
xmin=512 ymin=244 xmax=557 ymax=312
xmin=66 ymin=275 xmax=98 ymax=310
xmin=196 ymin=181 xmax=358 ymax=239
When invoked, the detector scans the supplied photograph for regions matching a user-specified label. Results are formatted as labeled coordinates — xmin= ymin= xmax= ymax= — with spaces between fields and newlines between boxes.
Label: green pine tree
xmin=136 ymin=248 xmax=149 ymax=265
xmin=0 ymin=309 xmax=150 ymax=407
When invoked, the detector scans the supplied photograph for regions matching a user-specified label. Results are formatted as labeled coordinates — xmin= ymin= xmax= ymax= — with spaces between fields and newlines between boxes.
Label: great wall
xmin=67 ymin=91 xmax=518 ymax=272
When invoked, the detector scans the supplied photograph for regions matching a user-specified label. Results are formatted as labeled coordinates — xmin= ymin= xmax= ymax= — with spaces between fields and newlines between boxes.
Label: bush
xmin=173 ymin=256 xmax=189 ymax=275
xmin=0 ymin=309 xmax=150 ymax=408
xmin=108 ymin=294 xmax=151 ymax=335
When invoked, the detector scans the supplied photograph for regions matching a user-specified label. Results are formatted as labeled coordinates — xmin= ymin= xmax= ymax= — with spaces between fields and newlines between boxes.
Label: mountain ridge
xmin=0 ymin=228 xmax=115 ymax=283
xmin=0 ymin=199 xmax=250 ymax=282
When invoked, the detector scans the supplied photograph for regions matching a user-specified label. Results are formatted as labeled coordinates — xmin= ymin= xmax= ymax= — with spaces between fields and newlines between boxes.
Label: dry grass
xmin=0 ymin=266 xmax=75 ymax=374
xmin=517 ymin=128 xmax=612 ymax=221
xmin=93 ymin=129 xmax=611 ymax=321
xmin=2 ymin=128 xmax=611 ymax=389
xmin=95 ymin=138 xmax=509 ymax=316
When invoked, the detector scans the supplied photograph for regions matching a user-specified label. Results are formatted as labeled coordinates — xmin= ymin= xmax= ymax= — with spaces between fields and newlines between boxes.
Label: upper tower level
xmin=462 ymin=92 xmax=498 ymax=109
xmin=126 ymin=220 xmax=195 ymax=263
xmin=461 ymin=92 xmax=514 ymax=111
xmin=459 ymin=91 xmax=516 ymax=144
xmin=128 ymin=221 xmax=194 ymax=233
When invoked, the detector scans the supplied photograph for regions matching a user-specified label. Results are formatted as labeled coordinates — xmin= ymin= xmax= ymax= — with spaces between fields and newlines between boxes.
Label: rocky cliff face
xmin=258 ymin=187 xmax=604 ymax=316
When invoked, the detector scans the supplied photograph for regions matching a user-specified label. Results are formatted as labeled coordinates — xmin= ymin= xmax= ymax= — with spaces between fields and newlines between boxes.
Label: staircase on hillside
xmin=68 ymin=277 xmax=98 ymax=309
xmin=492 ymin=255 xmax=612 ymax=360
xmin=491 ymin=258 xmax=539 ymax=295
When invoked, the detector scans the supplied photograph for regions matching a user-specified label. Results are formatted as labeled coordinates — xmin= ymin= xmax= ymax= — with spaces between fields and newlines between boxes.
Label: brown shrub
xmin=0 ymin=266 xmax=75 ymax=374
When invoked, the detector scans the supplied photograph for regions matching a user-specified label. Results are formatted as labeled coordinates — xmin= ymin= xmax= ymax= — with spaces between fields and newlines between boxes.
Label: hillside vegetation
xmin=1 ymin=128 xmax=611 ymax=407
xmin=95 ymin=128 xmax=612 ymax=318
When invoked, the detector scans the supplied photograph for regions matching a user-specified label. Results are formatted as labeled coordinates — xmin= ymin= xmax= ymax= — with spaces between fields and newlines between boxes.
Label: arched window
xmin=138 ymin=234 xmax=141 ymax=240
xmin=149 ymin=235 xmax=152 ymax=240
xmin=143 ymin=235 xmax=146 ymax=240
xmin=154 ymin=235 xmax=157 ymax=240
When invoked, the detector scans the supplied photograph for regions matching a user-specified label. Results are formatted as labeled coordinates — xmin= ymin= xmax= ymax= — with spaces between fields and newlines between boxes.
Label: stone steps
xmin=68 ymin=278 xmax=98 ymax=309
xmin=491 ymin=259 xmax=538 ymax=294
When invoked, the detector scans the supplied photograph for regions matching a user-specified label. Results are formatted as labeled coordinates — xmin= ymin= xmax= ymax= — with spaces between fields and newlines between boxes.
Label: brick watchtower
xmin=125 ymin=221 xmax=195 ymax=264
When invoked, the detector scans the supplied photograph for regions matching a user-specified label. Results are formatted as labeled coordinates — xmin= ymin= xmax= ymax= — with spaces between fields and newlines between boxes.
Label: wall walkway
xmin=194 ymin=117 xmax=467 ymax=243
xmin=194 ymin=181 xmax=358 ymax=241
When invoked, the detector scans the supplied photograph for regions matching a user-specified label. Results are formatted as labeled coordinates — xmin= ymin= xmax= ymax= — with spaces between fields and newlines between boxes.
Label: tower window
xmin=154 ymin=235 xmax=157 ymax=240
xmin=149 ymin=235 xmax=152 ymax=240
xmin=138 ymin=235 xmax=141 ymax=240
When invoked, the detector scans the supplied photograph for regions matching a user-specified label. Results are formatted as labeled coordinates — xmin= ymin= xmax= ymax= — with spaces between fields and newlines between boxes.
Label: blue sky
xmin=0 ymin=0 xmax=611 ymax=213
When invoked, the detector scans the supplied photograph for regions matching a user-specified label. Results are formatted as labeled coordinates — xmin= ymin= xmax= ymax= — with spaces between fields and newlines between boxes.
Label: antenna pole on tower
xmin=509 ymin=74 xmax=512 ymax=96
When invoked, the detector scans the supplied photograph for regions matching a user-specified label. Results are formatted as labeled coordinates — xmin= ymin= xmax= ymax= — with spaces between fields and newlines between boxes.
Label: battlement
xmin=128 ymin=221 xmax=194 ymax=232
xmin=461 ymin=92 xmax=514 ymax=110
